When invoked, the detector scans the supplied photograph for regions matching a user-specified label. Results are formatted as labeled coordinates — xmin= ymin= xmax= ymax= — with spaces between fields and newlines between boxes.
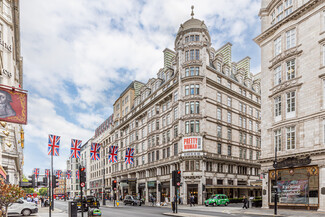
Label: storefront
xmin=161 ymin=182 xmax=170 ymax=203
xmin=147 ymin=181 xmax=157 ymax=200
xmin=138 ymin=183 xmax=146 ymax=200
xmin=269 ymin=165 xmax=319 ymax=210
xmin=187 ymin=184 xmax=198 ymax=204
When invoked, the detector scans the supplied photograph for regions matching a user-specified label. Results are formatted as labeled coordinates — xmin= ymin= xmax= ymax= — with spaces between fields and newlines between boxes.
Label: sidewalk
xmin=37 ymin=206 xmax=68 ymax=217
xmin=163 ymin=205 xmax=325 ymax=217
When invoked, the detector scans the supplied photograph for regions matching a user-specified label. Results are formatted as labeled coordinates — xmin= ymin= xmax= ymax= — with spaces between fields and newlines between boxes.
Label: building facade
xmin=80 ymin=139 xmax=92 ymax=196
xmin=255 ymin=0 xmax=325 ymax=211
xmin=96 ymin=14 xmax=262 ymax=205
xmin=0 ymin=0 xmax=24 ymax=185
xmin=66 ymin=158 xmax=80 ymax=198
xmin=54 ymin=177 xmax=65 ymax=197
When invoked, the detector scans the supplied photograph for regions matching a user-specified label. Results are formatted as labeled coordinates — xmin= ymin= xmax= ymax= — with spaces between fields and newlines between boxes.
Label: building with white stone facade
xmin=0 ymin=0 xmax=24 ymax=185
xmin=66 ymin=158 xmax=81 ymax=198
xmin=80 ymin=139 xmax=92 ymax=196
xmin=94 ymin=13 xmax=262 ymax=205
xmin=254 ymin=0 xmax=325 ymax=211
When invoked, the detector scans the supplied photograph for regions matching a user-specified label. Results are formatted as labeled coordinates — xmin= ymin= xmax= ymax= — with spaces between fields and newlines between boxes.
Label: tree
xmin=22 ymin=175 xmax=28 ymax=183
xmin=0 ymin=181 xmax=25 ymax=217
xmin=24 ymin=188 xmax=34 ymax=194
xmin=39 ymin=187 xmax=48 ymax=196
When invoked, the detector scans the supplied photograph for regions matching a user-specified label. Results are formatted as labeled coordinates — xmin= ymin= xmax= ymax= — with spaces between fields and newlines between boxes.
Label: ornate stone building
xmin=0 ymin=0 xmax=24 ymax=185
xmin=95 ymin=13 xmax=261 ymax=205
xmin=254 ymin=0 xmax=325 ymax=211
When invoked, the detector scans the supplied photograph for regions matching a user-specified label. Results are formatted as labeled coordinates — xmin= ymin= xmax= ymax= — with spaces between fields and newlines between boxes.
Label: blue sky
xmin=20 ymin=0 xmax=261 ymax=176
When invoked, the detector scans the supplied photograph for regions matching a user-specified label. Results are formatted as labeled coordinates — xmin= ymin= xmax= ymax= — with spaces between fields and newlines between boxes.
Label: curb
xmin=163 ymin=213 xmax=214 ymax=217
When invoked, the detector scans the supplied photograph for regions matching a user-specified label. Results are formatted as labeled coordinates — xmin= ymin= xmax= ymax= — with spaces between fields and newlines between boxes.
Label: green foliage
xmin=0 ymin=181 xmax=25 ymax=217
xmin=24 ymin=188 xmax=34 ymax=194
xmin=22 ymin=175 xmax=28 ymax=183
xmin=38 ymin=188 xmax=48 ymax=196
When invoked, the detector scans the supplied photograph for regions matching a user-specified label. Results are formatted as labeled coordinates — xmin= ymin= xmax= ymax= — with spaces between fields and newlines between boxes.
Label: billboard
xmin=182 ymin=136 xmax=203 ymax=151
xmin=0 ymin=86 xmax=27 ymax=124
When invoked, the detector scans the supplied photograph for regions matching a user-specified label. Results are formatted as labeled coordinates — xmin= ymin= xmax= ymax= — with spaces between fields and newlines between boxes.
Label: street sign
xmin=80 ymin=182 xmax=85 ymax=188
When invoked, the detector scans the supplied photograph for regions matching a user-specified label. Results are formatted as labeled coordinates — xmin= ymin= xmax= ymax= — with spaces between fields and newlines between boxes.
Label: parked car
xmin=7 ymin=199 xmax=38 ymax=216
xmin=204 ymin=194 xmax=229 ymax=206
xmin=123 ymin=195 xmax=142 ymax=206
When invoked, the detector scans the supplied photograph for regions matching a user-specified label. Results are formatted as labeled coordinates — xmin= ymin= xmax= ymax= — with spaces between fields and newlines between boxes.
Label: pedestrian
xmin=34 ymin=196 xmax=39 ymax=205
xmin=27 ymin=197 xmax=31 ymax=202
xmin=190 ymin=195 xmax=195 ymax=207
xmin=40 ymin=197 xmax=44 ymax=207
xmin=242 ymin=195 xmax=248 ymax=209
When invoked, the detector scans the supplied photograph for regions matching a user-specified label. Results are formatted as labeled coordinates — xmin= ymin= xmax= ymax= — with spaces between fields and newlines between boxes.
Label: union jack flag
xmin=70 ymin=139 xmax=82 ymax=159
xmin=125 ymin=148 xmax=134 ymax=165
xmin=33 ymin=168 xmax=39 ymax=179
xmin=45 ymin=169 xmax=50 ymax=178
xmin=48 ymin=134 xmax=60 ymax=156
xmin=109 ymin=146 xmax=118 ymax=163
xmin=66 ymin=170 xmax=71 ymax=179
xmin=76 ymin=170 xmax=79 ymax=180
xmin=56 ymin=170 xmax=62 ymax=179
xmin=90 ymin=143 xmax=101 ymax=160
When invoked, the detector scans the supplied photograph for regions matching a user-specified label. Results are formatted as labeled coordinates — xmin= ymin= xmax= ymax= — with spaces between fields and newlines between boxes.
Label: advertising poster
xmin=277 ymin=180 xmax=308 ymax=204
xmin=182 ymin=136 xmax=202 ymax=151
xmin=0 ymin=86 xmax=27 ymax=124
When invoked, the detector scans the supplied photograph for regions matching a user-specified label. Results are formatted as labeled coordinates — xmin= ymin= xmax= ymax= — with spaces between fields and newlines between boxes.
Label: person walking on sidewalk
xmin=190 ymin=195 xmax=195 ymax=207
xmin=242 ymin=195 xmax=248 ymax=209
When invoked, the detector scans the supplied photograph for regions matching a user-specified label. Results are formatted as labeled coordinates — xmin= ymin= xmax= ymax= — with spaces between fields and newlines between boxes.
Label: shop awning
xmin=0 ymin=165 xmax=7 ymax=180
xmin=206 ymin=185 xmax=261 ymax=189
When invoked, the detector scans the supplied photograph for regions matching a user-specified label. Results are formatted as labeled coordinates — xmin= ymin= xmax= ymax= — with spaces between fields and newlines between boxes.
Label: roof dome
xmin=177 ymin=18 xmax=208 ymax=33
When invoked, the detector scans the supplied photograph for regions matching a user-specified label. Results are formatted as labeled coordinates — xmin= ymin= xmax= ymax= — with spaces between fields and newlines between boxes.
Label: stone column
xmin=170 ymin=177 xmax=175 ymax=203
xmin=183 ymin=182 xmax=188 ymax=204
xmin=262 ymin=172 xmax=269 ymax=209
xmin=156 ymin=181 xmax=160 ymax=204
xmin=318 ymin=166 xmax=325 ymax=211
xmin=136 ymin=172 xmax=139 ymax=196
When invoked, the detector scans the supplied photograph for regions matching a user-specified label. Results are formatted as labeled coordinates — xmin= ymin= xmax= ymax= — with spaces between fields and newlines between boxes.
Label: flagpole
xmin=51 ymin=151 xmax=54 ymax=211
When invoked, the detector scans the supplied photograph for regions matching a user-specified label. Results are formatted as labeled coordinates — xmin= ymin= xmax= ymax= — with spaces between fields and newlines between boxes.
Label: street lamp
xmin=102 ymin=145 xmax=106 ymax=205
xmin=274 ymin=142 xmax=278 ymax=215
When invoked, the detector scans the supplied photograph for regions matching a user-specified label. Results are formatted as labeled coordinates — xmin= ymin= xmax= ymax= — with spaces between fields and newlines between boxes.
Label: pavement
xmin=13 ymin=200 xmax=325 ymax=217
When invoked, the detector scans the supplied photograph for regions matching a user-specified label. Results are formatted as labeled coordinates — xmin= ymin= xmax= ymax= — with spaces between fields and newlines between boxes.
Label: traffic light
xmin=172 ymin=170 xmax=181 ymax=186
xmin=112 ymin=180 xmax=117 ymax=190
xmin=158 ymin=183 xmax=162 ymax=192
xmin=80 ymin=167 xmax=86 ymax=183
xmin=52 ymin=175 xmax=59 ymax=189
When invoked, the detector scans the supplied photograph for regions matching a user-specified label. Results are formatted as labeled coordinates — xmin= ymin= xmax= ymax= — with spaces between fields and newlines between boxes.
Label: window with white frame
xmin=277 ymin=4 xmax=283 ymax=22
xmin=274 ymin=36 xmax=282 ymax=56
xmin=217 ymin=92 xmax=221 ymax=103
xmin=249 ymin=120 xmax=253 ymax=130
xmin=217 ymin=108 xmax=222 ymax=120
xmin=185 ymin=102 xmax=189 ymax=114
xmin=274 ymin=96 xmax=282 ymax=120
xmin=217 ymin=63 xmax=221 ymax=72
xmin=286 ymin=126 xmax=296 ymax=149
xmin=286 ymin=59 xmax=295 ymax=80
xmin=274 ymin=129 xmax=282 ymax=151
xmin=286 ymin=91 xmax=296 ymax=117
xmin=227 ymin=111 xmax=232 ymax=123
xmin=286 ymin=29 xmax=296 ymax=49
xmin=284 ymin=0 xmax=293 ymax=17
xmin=217 ymin=125 xmax=222 ymax=137
xmin=227 ymin=97 xmax=232 ymax=107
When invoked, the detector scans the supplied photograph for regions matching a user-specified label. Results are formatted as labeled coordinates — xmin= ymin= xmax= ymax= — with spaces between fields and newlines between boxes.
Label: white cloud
xmin=20 ymin=0 xmax=261 ymax=174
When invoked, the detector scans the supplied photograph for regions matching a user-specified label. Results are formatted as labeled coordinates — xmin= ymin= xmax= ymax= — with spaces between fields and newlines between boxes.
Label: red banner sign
xmin=0 ymin=86 xmax=27 ymax=124
xmin=182 ymin=136 xmax=202 ymax=151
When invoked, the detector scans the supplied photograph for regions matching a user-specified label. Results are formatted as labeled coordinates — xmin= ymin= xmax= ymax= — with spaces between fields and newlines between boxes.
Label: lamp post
xmin=102 ymin=146 xmax=106 ymax=205
xmin=274 ymin=142 xmax=278 ymax=215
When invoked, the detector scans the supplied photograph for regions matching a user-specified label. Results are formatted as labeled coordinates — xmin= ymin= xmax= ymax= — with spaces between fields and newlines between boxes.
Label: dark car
xmin=123 ymin=195 xmax=141 ymax=206
xmin=73 ymin=196 xmax=89 ymax=212
xmin=86 ymin=196 xmax=100 ymax=209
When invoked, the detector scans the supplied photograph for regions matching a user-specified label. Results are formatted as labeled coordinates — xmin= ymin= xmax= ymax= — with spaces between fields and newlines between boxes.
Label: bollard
xmin=68 ymin=201 xmax=78 ymax=217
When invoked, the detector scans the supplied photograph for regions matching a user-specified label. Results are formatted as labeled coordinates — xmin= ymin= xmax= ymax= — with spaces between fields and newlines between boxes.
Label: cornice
xmin=268 ymin=46 xmax=303 ymax=69
xmin=181 ymin=75 xmax=204 ymax=82
xmin=268 ymin=78 xmax=303 ymax=98
xmin=259 ymin=149 xmax=325 ymax=163
xmin=254 ymin=0 xmax=322 ymax=45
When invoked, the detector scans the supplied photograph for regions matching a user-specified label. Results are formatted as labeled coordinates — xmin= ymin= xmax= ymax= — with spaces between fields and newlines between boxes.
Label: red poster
xmin=0 ymin=86 xmax=27 ymax=124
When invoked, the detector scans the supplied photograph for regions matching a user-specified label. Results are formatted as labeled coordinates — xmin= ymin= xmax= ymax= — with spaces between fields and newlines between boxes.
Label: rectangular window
xmin=217 ymin=143 xmax=222 ymax=154
xmin=217 ymin=125 xmax=222 ymax=138
xmin=190 ymin=84 xmax=195 ymax=95
xmin=275 ymin=129 xmax=282 ymax=151
xmin=286 ymin=91 xmax=296 ymax=116
xmin=227 ymin=97 xmax=232 ymax=107
xmin=185 ymin=85 xmax=189 ymax=96
xmin=185 ymin=51 xmax=189 ymax=61
xmin=196 ymin=101 xmax=200 ymax=113
xmin=217 ymin=63 xmax=221 ymax=72
xmin=275 ymin=96 xmax=282 ymax=120
xmin=274 ymin=36 xmax=282 ymax=56
xmin=190 ymin=35 xmax=194 ymax=41
xmin=185 ymin=121 xmax=189 ymax=134
xmin=286 ymin=59 xmax=295 ymax=80
xmin=217 ymin=92 xmax=221 ymax=102
xmin=227 ymin=81 xmax=231 ymax=89
xmin=174 ymin=143 xmax=178 ymax=156
xmin=174 ymin=107 xmax=178 ymax=119
xmin=195 ymin=49 xmax=200 ymax=60
xmin=195 ymin=120 xmax=199 ymax=133
xmin=286 ymin=29 xmax=296 ymax=49
xmin=217 ymin=76 xmax=221 ymax=83
xmin=185 ymin=68 xmax=189 ymax=77
xmin=195 ymin=84 xmax=200 ymax=95
xmin=286 ymin=126 xmax=296 ymax=149
xmin=174 ymin=125 xmax=178 ymax=138
xmin=227 ymin=145 xmax=231 ymax=156
xmin=217 ymin=108 xmax=222 ymax=120
xmin=277 ymin=4 xmax=283 ymax=22
xmin=195 ymin=67 xmax=199 ymax=75
xmin=190 ymin=67 xmax=195 ymax=76
xmin=190 ymin=101 xmax=194 ymax=114
xmin=274 ymin=65 xmax=282 ymax=85
xmin=195 ymin=35 xmax=199 ymax=41
xmin=227 ymin=111 xmax=231 ymax=123
xmin=227 ymin=128 xmax=232 ymax=140
xmin=190 ymin=120 xmax=195 ymax=133
xmin=190 ymin=49 xmax=194 ymax=60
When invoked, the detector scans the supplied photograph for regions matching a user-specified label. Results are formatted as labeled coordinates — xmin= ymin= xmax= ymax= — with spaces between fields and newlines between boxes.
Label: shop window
xmin=217 ymin=179 xmax=223 ymax=185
